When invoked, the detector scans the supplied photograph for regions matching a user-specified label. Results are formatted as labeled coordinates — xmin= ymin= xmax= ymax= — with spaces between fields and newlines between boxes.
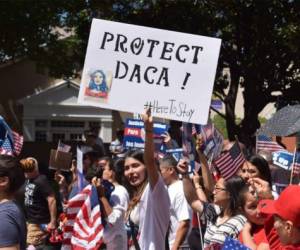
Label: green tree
xmin=1 ymin=0 xmax=299 ymax=147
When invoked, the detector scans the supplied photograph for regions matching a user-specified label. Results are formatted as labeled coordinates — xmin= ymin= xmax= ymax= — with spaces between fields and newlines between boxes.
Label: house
xmin=20 ymin=80 xmax=113 ymax=143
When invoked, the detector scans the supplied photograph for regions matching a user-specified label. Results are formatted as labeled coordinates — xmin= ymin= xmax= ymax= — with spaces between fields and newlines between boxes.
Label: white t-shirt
xmin=168 ymin=180 xmax=192 ymax=248
xmin=103 ymin=185 xmax=129 ymax=244
xmin=133 ymin=175 xmax=170 ymax=250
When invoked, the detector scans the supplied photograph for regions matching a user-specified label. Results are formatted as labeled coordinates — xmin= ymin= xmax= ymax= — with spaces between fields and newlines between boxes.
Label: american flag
xmin=256 ymin=135 xmax=285 ymax=153
xmin=292 ymin=151 xmax=300 ymax=176
xmin=0 ymin=116 xmax=23 ymax=156
xmin=221 ymin=237 xmax=250 ymax=249
xmin=62 ymin=185 xmax=104 ymax=250
xmin=214 ymin=141 xmax=245 ymax=180
xmin=58 ymin=140 xmax=71 ymax=153
xmin=12 ymin=131 xmax=23 ymax=156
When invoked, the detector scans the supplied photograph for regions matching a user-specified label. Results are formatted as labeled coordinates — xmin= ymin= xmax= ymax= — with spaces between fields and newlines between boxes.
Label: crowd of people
xmin=0 ymin=109 xmax=299 ymax=250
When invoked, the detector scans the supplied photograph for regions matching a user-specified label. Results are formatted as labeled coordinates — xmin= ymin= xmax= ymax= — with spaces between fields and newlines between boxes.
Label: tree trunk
xmin=225 ymin=66 xmax=240 ymax=141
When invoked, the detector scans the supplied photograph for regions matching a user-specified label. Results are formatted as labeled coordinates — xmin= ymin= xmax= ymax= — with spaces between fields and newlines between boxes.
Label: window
xmin=89 ymin=121 xmax=100 ymax=128
xmin=35 ymin=131 xmax=47 ymax=142
xmin=35 ymin=120 xmax=47 ymax=127
xmin=70 ymin=133 xmax=82 ymax=141
xmin=51 ymin=121 xmax=84 ymax=128
xmin=52 ymin=133 xmax=65 ymax=142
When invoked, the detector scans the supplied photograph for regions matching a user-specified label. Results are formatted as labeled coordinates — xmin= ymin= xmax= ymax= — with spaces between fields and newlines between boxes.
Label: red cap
xmin=259 ymin=185 xmax=300 ymax=227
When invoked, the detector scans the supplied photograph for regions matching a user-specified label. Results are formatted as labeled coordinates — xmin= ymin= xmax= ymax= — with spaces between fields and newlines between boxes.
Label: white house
xmin=20 ymin=80 xmax=113 ymax=143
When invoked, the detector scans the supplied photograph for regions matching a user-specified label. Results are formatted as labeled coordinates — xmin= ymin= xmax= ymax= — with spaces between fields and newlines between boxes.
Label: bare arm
xmin=182 ymin=176 xmax=204 ymax=213
xmin=142 ymin=108 xmax=159 ymax=189
xmin=192 ymin=171 xmax=207 ymax=202
xmin=0 ymin=245 xmax=20 ymax=250
xmin=47 ymin=195 xmax=57 ymax=229
xmin=196 ymin=135 xmax=215 ymax=193
xmin=242 ymin=222 xmax=257 ymax=250
xmin=171 ymin=220 xmax=190 ymax=250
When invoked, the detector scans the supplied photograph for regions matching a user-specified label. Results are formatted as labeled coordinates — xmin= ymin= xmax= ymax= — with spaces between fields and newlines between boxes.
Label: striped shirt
xmin=202 ymin=203 xmax=247 ymax=248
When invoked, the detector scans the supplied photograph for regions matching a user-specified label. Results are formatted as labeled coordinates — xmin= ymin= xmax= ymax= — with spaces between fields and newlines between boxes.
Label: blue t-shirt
xmin=0 ymin=201 xmax=26 ymax=250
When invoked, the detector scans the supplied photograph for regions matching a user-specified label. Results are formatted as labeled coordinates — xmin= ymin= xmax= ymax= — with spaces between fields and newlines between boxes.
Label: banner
xmin=272 ymin=151 xmax=294 ymax=170
xmin=123 ymin=119 xmax=169 ymax=150
xmin=78 ymin=19 xmax=221 ymax=124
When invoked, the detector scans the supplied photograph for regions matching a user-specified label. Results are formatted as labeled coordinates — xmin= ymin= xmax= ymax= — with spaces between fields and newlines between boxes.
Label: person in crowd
xmin=258 ymin=180 xmax=300 ymax=249
xmin=159 ymin=154 xmax=192 ymax=250
xmin=90 ymin=125 xmax=107 ymax=155
xmin=0 ymin=155 xmax=26 ymax=250
xmin=124 ymin=108 xmax=170 ymax=250
xmin=238 ymin=181 xmax=271 ymax=250
xmin=92 ymin=158 xmax=129 ymax=250
xmin=82 ymin=129 xmax=106 ymax=156
xmin=20 ymin=157 xmax=57 ymax=249
xmin=110 ymin=129 xmax=126 ymax=159
xmin=238 ymin=154 xmax=278 ymax=198
xmin=178 ymin=156 xmax=247 ymax=249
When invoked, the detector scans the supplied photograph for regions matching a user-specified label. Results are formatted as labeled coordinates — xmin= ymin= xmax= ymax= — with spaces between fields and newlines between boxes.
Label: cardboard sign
xmin=272 ymin=151 xmax=294 ymax=170
xmin=78 ymin=19 xmax=221 ymax=124
xmin=123 ymin=119 xmax=169 ymax=149
xmin=49 ymin=149 xmax=72 ymax=171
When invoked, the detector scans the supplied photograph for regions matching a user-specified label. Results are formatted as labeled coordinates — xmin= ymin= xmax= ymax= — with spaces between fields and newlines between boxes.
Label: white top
xmin=203 ymin=203 xmax=247 ymax=248
xmin=103 ymin=185 xmax=129 ymax=243
xmin=133 ymin=175 xmax=171 ymax=250
xmin=168 ymin=180 xmax=192 ymax=248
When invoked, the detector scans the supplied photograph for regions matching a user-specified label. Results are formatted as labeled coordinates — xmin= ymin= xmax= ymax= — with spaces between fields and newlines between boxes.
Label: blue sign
xmin=272 ymin=151 xmax=294 ymax=170
xmin=123 ymin=119 xmax=169 ymax=150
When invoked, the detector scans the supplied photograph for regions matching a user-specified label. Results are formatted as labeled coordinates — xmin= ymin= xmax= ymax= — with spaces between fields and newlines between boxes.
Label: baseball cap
xmin=259 ymin=185 xmax=300 ymax=227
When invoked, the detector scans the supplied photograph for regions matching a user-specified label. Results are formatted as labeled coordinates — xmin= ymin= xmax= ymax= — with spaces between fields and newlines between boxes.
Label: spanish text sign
xmin=78 ymin=19 xmax=221 ymax=124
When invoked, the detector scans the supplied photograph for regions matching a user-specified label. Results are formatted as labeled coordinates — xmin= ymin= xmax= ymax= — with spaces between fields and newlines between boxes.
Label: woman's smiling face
xmin=124 ymin=157 xmax=146 ymax=187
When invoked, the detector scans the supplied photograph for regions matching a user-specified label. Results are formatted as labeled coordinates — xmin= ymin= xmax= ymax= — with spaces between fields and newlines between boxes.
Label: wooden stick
xmin=289 ymin=147 xmax=297 ymax=185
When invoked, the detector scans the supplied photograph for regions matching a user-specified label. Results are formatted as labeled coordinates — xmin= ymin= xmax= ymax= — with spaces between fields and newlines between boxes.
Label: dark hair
xmin=111 ymin=158 xmax=126 ymax=185
xmin=124 ymin=150 xmax=144 ymax=165
xmin=248 ymin=154 xmax=272 ymax=186
xmin=0 ymin=155 xmax=25 ymax=194
xmin=159 ymin=154 xmax=178 ymax=168
xmin=224 ymin=175 xmax=247 ymax=216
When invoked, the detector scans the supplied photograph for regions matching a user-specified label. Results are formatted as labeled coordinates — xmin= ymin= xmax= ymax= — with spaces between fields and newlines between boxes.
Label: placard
xmin=123 ymin=118 xmax=169 ymax=150
xmin=272 ymin=151 xmax=293 ymax=170
xmin=49 ymin=149 xmax=72 ymax=171
xmin=78 ymin=19 xmax=221 ymax=124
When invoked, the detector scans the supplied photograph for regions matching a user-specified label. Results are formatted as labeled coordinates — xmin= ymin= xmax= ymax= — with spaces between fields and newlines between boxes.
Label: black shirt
xmin=23 ymin=174 xmax=54 ymax=224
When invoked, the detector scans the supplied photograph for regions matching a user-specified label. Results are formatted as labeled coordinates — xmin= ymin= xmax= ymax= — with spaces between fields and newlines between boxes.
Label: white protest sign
xmin=78 ymin=19 xmax=221 ymax=124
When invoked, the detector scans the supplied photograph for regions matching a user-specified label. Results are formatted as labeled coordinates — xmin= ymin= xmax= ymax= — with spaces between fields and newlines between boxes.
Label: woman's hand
xmin=141 ymin=107 xmax=153 ymax=133
xmin=192 ymin=170 xmax=200 ymax=185
xmin=92 ymin=177 xmax=105 ymax=197
xmin=195 ymin=134 xmax=204 ymax=152
xmin=54 ymin=171 xmax=66 ymax=187
xmin=249 ymin=177 xmax=273 ymax=199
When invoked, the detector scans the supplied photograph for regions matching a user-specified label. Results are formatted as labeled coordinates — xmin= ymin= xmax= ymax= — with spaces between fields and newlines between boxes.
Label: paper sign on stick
xmin=78 ymin=19 xmax=221 ymax=124
xmin=49 ymin=149 xmax=72 ymax=171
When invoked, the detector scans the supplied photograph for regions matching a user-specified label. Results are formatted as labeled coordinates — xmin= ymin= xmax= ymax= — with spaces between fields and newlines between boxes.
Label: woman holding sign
xmin=124 ymin=108 xmax=170 ymax=250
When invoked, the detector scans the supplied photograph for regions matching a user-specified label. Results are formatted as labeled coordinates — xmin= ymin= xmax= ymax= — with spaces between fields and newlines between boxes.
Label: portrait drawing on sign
xmin=84 ymin=69 xmax=112 ymax=102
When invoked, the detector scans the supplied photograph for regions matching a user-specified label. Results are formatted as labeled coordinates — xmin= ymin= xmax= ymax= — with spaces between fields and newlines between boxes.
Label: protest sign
xmin=123 ymin=118 xmax=169 ymax=149
xmin=272 ymin=151 xmax=294 ymax=170
xmin=49 ymin=149 xmax=72 ymax=171
xmin=201 ymin=122 xmax=223 ymax=160
xmin=78 ymin=19 xmax=221 ymax=124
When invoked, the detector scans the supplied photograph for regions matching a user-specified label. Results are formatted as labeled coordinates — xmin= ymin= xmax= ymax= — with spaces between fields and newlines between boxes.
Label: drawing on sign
xmin=84 ymin=69 xmax=112 ymax=102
